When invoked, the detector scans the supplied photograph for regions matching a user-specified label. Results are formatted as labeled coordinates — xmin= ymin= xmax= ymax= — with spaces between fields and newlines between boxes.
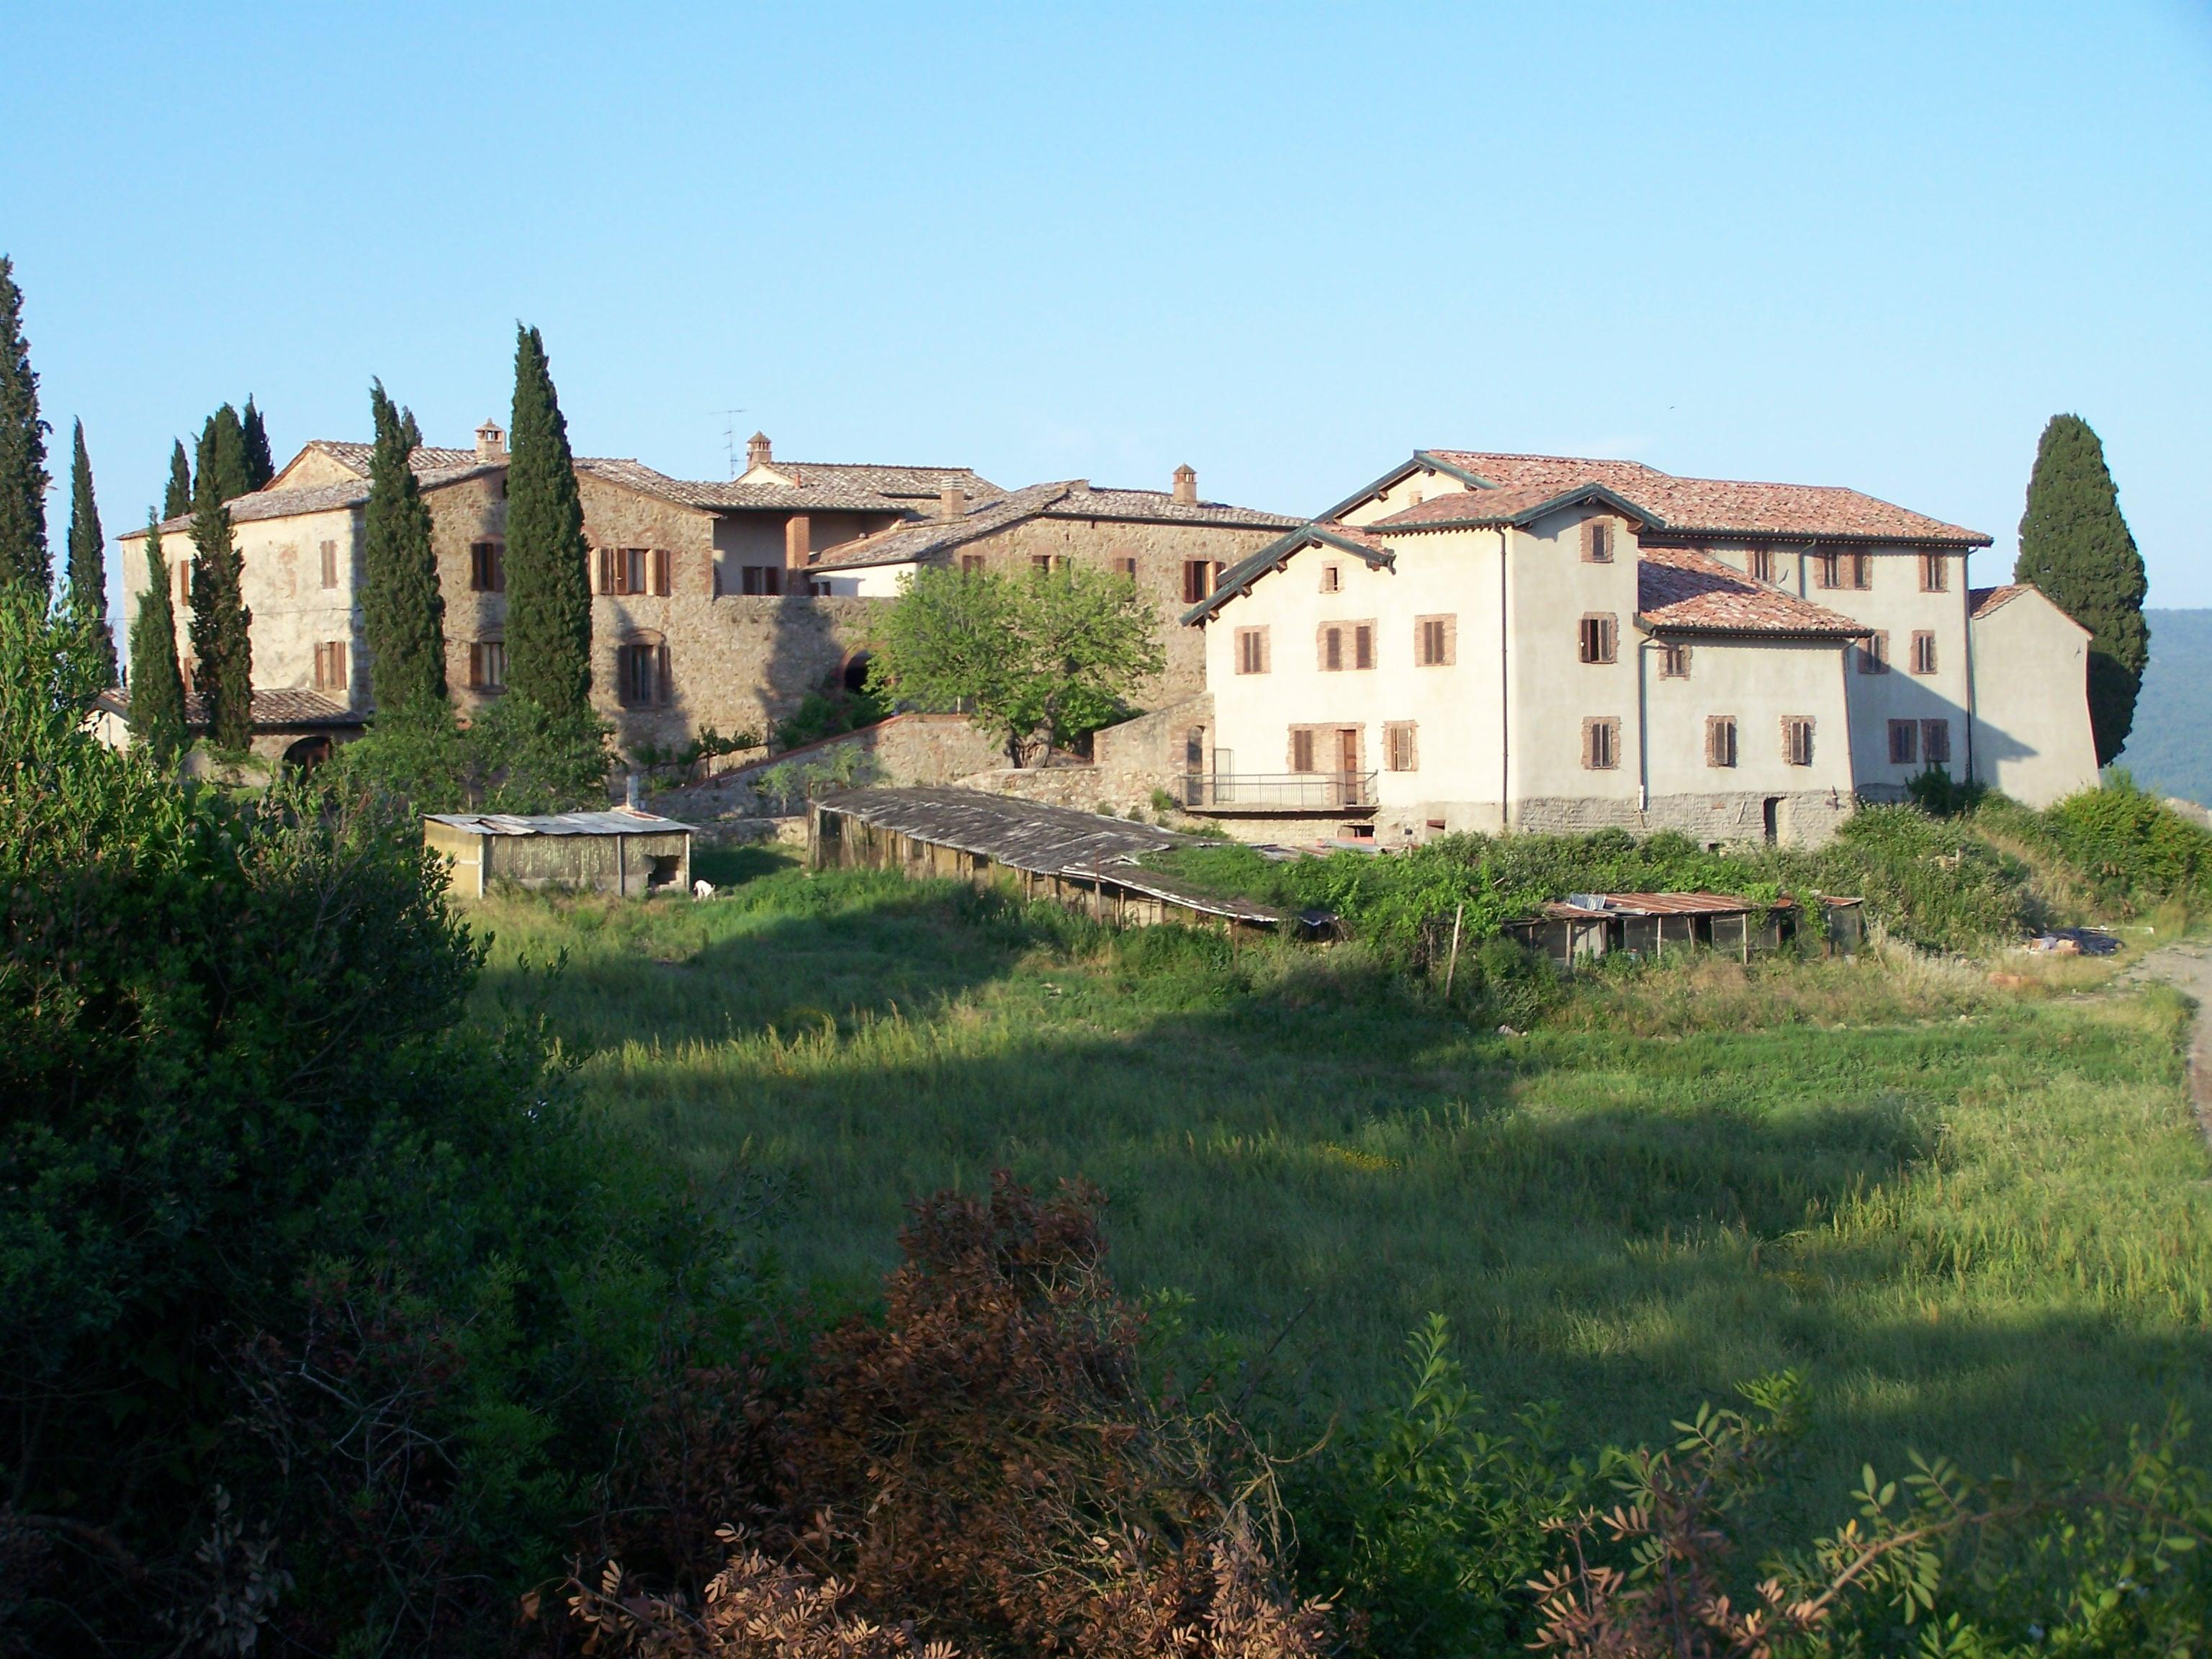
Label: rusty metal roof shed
xmin=424 ymin=809 xmax=694 ymax=837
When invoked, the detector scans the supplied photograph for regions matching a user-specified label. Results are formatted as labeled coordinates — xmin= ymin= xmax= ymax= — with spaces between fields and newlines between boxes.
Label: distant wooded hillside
xmin=2114 ymin=608 xmax=2212 ymax=806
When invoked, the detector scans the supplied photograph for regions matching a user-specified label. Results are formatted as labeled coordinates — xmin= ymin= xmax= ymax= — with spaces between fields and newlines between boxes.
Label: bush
xmin=328 ymin=696 xmax=612 ymax=813
xmin=0 ymin=594 xmax=732 ymax=1655
xmin=774 ymin=686 xmax=888 ymax=752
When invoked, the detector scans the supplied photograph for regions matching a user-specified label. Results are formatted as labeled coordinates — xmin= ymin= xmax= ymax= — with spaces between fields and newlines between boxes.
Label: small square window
xmin=1115 ymin=555 xmax=1138 ymax=580
xmin=961 ymin=553 xmax=985 ymax=575
xmin=1659 ymin=641 xmax=1691 ymax=679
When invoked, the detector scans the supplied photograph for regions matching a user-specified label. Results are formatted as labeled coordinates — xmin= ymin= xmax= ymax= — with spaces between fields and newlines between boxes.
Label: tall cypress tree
xmin=128 ymin=513 xmax=188 ymax=765
xmin=0 ymin=255 xmax=51 ymax=595
xmin=163 ymin=440 xmax=192 ymax=520
xmin=503 ymin=324 xmax=592 ymax=717
xmin=197 ymin=404 xmax=252 ymax=507
xmin=361 ymin=381 xmax=446 ymax=716
xmin=240 ymin=397 xmax=274 ymax=490
xmin=66 ymin=421 xmax=117 ymax=685
xmin=2015 ymin=414 xmax=2149 ymax=766
xmin=188 ymin=421 xmax=253 ymax=750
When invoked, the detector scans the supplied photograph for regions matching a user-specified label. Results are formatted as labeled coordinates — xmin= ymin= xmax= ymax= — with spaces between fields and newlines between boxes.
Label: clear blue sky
xmin=6 ymin=1 xmax=2208 ymax=609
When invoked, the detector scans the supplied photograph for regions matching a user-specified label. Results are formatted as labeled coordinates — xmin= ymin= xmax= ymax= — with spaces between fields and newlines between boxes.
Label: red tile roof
xmin=1419 ymin=449 xmax=1989 ymax=546
xmin=1637 ymin=546 xmax=1866 ymax=637
xmin=1370 ymin=483 xmax=1643 ymax=529
xmin=1969 ymin=583 xmax=2028 ymax=619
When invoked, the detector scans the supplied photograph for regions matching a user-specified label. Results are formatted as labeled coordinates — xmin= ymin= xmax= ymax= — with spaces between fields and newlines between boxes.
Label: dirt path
xmin=2116 ymin=939 xmax=2212 ymax=1143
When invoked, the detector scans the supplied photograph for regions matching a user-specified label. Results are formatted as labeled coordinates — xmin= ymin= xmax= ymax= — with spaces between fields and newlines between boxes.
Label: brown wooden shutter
xmin=1354 ymin=624 xmax=1373 ymax=669
xmin=657 ymin=642 xmax=672 ymax=706
xmin=653 ymin=549 xmax=671 ymax=595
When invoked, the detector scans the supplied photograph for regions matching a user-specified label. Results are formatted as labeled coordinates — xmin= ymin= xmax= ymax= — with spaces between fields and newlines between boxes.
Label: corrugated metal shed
xmin=425 ymin=809 xmax=695 ymax=836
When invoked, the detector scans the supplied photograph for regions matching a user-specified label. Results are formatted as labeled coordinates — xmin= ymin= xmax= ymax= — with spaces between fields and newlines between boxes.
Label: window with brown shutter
xmin=320 ymin=539 xmax=338 ymax=589
xmin=1910 ymin=631 xmax=1938 ymax=675
xmin=1290 ymin=728 xmax=1316 ymax=773
xmin=313 ymin=640 xmax=348 ymax=692
xmin=1321 ymin=564 xmax=1341 ymax=593
xmin=469 ymin=639 xmax=507 ymax=691
xmin=1354 ymin=623 xmax=1374 ymax=670
xmin=652 ymin=548 xmax=671 ymax=595
xmin=1416 ymin=613 xmax=1455 ymax=666
xmin=1320 ymin=625 xmax=1342 ymax=672
xmin=1920 ymin=553 xmax=1948 ymax=592
xmin=1859 ymin=631 xmax=1889 ymax=674
xmin=1814 ymin=551 xmax=1841 ymax=589
xmin=469 ymin=540 xmax=505 ymax=593
xmin=1748 ymin=547 xmax=1773 ymax=583
xmin=1584 ymin=521 xmax=1614 ymax=563
xmin=1384 ymin=721 xmax=1418 ymax=772
xmin=1889 ymin=719 xmax=1918 ymax=765
xmin=1032 ymin=554 xmax=1053 ymax=573
xmin=1850 ymin=553 xmax=1871 ymax=590
xmin=961 ymin=553 xmax=985 ymax=575
xmin=1115 ymin=555 xmax=1138 ymax=580
xmin=1234 ymin=626 xmax=1269 ymax=675
xmin=595 ymin=547 xmax=612 ymax=593
xmin=1182 ymin=559 xmax=1215 ymax=603
xmin=1783 ymin=716 xmax=1815 ymax=767
xmin=1660 ymin=641 xmax=1691 ymax=679
xmin=740 ymin=565 xmax=782 ymax=595
xmin=1578 ymin=613 xmax=1618 ymax=664
xmin=618 ymin=639 xmax=670 ymax=707
xmin=1921 ymin=719 xmax=1951 ymax=765
xmin=1706 ymin=716 xmax=1737 ymax=768
xmin=1582 ymin=717 xmax=1620 ymax=770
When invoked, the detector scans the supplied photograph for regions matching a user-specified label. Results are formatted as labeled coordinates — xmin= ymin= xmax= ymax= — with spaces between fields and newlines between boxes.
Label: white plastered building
xmin=1179 ymin=449 xmax=2100 ymax=848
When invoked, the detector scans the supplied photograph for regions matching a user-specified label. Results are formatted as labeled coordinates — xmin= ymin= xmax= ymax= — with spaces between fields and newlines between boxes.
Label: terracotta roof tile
xmin=1637 ymin=545 xmax=1866 ymax=637
xmin=1420 ymin=449 xmax=1988 ymax=545
xmin=99 ymin=687 xmax=363 ymax=729
xmin=1370 ymin=482 xmax=1650 ymax=529
xmin=1969 ymin=583 xmax=2028 ymax=619
xmin=811 ymin=481 xmax=1296 ymax=572
xmin=743 ymin=461 xmax=1002 ymax=500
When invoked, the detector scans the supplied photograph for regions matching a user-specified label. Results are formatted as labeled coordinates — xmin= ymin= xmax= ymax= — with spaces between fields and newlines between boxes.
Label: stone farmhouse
xmin=1176 ymin=449 xmax=2098 ymax=848
xmin=803 ymin=466 xmax=1299 ymax=700
xmin=114 ymin=428 xmax=1286 ymax=760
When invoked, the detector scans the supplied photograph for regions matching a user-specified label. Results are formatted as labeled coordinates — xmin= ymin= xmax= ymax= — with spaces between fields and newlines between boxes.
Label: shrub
xmin=775 ymin=686 xmax=888 ymax=752
xmin=329 ymin=696 xmax=612 ymax=813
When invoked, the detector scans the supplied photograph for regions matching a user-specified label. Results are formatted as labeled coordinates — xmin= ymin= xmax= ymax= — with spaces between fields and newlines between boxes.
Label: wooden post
xmin=1442 ymin=902 xmax=1465 ymax=997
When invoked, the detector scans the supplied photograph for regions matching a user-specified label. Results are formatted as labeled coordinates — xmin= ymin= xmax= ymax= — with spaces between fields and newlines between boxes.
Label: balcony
xmin=1176 ymin=771 xmax=1377 ymax=815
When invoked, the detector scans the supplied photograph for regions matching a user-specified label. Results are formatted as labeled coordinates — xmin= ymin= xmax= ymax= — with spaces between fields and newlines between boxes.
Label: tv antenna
xmin=716 ymin=407 xmax=749 ymax=479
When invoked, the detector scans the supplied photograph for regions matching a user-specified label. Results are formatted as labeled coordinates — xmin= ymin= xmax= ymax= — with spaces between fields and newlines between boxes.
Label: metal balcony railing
xmin=1177 ymin=771 xmax=1378 ymax=811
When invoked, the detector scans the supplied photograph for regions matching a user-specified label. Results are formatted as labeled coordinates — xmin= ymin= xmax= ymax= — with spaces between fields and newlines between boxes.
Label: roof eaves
xmin=1182 ymin=523 xmax=1392 ymax=626
xmin=1634 ymin=611 xmax=1869 ymax=641
xmin=1380 ymin=481 xmax=1663 ymax=533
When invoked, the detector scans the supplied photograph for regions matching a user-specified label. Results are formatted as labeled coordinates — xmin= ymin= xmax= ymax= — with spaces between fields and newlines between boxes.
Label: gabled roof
xmin=736 ymin=459 xmax=1001 ymax=500
xmin=812 ymin=481 xmax=1298 ymax=572
xmin=296 ymin=439 xmax=484 ymax=477
xmin=1637 ymin=546 xmax=1867 ymax=637
xmin=127 ymin=462 xmax=510 ymax=538
xmin=1328 ymin=448 xmax=1990 ymax=547
xmin=1182 ymin=521 xmax=1393 ymax=625
xmin=1368 ymin=480 xmax=1660 ymax=532
xmin=1969 ymin=582 xmax=2090 ymax=633
xmin=96 ymin=687 xmax=364 ymax=729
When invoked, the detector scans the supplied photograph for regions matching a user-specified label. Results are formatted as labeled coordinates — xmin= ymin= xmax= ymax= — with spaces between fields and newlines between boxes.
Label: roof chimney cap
xmin=475 ymin=420 xmax=507 ymax=462
xmin=938 ymin=483 xmax=966 ymax=521
xmin=747 ymin=431 xmax=773 ymax=469
xmin=1172 ymin=463 xmax=1197 ymax=505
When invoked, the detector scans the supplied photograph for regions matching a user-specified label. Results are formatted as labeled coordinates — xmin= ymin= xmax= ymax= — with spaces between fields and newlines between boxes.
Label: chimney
xmin=475 ymin=420 xmax=507 ymax=462
xmin=1172 ymin=463 xmax=1197 ymax=505
xmin=747 ymin=431 xmax=773 ymax=471
xmin=938 ymin=483 xmax=966 ymax=521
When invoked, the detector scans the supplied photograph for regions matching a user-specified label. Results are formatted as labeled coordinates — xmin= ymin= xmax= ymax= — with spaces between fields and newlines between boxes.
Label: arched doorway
xmin=282 ymin=734 xmax=333 ymax=771
xmin=840 ymin=650 xmax=874 ymax=694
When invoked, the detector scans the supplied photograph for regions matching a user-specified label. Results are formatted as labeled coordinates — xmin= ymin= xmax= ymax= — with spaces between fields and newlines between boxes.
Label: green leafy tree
xmin=240 ymin=394 xmax=274 ymax=489
xmin=2015 ymin=413 xmax=2149 ymax=765
xmin=126 ymin=513 xmax=187 ymax=764
xmin=65 ymin=419 xmax=117 ymax=685
xmin=503 ymin=324 xmax=593 ymax=719
xmin=361 ymin=380 xmax=446 ymax=716
xmin=163 ymin=438 xmax=192 ymax=519
xmin=0 ymin=255 xmax=50 ymax=595
xmin=188 ymin=418 xmax=253 ymax=750
xmin=868 ymin=562 xmax=1163 ymax=765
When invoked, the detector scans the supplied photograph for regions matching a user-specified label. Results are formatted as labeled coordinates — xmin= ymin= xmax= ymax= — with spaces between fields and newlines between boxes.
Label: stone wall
xmin=1511 ymin=788 xmax=1855 ymax=848
xmin=652 ymin=714 xmax=1009 ymax=820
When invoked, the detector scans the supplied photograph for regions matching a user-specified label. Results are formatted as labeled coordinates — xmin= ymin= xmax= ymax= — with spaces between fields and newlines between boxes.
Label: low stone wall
xmin=652 ymin=714 xmax=1007 ymax=821
xmin=953 ymin=763 xmax=1174 ymax=818
xmin=1511 ymin=788 xmax=1854 ymax=849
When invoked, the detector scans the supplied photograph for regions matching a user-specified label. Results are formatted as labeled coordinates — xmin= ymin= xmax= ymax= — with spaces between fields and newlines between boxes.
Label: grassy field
xmin=472 ymin=848 xmax=2212 ymax=1519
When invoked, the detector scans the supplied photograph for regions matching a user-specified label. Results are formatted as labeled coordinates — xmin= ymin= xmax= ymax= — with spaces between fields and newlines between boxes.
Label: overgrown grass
xmin=472 ymin=853 xmax=2212 ymax=1533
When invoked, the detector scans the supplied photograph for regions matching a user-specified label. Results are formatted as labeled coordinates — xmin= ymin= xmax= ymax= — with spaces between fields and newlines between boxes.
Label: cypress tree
xmin=128 ymin=513 xmax=188 ymax=765
xmin=361 ymin=381 xmax=446 ymax=716
xmin=0 ymin=255 xmax=51 ymax=595
xmin=2015 ymin=414 xmax=2149 ymax=766
xmin=163 ymin=440 xmax=192 ymax=520
xmin=196 ymin=404 xmax=252 ymax=507
xmin=240 ymin=396 xmax=274 ymax=490
xmin=503 ymin=324 xmax=592 ymax=717
xmin=187 ymin=423 xmax=253 ymax=750
xmin=66 ymin=421 xmax=117 ymax=685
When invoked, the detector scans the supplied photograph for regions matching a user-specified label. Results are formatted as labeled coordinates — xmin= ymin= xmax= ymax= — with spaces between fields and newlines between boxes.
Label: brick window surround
xmin=1859 ymin=631 xmax=1889 ymax=674
xmin=469 ymin=540 xmax=505 ymax=593
xmin=1578 ymin=613 xmax=1618 ymax=665
xmin=468 ymin=639 xmax=507 ymax=691
xmin=1583 ymin=716 xmax=1621 ymax=770
xmin=1922 ymin=719 xmax=1951 ymax=765
xmin=1234 ymin=626 xmax=1270 ymax=675
xmin=1782 ymin=716 xmax=1816 ymax=767
xmin=1415 ymin=613 xmax=1456 ymax=667
xmin=1920 ymin=553 xmax=1950 ymax=593
xmin=1889 ymin=719 xmax=1918 ymax=765
xmin=1319 ymin=621 xmax=1376 ymax=672
xmin=1583 ymin=520 xmax=1614 ymax=563
xmin=1910 ymin=630 xmax=1938 ymax=675
xmin=1706 ymin=716 xmax=1737 ymax=768
xmin=1659 ymin=641 xmax=1691 ymax=679
xmin=617 ymin=637 xmax=670 ymax=708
